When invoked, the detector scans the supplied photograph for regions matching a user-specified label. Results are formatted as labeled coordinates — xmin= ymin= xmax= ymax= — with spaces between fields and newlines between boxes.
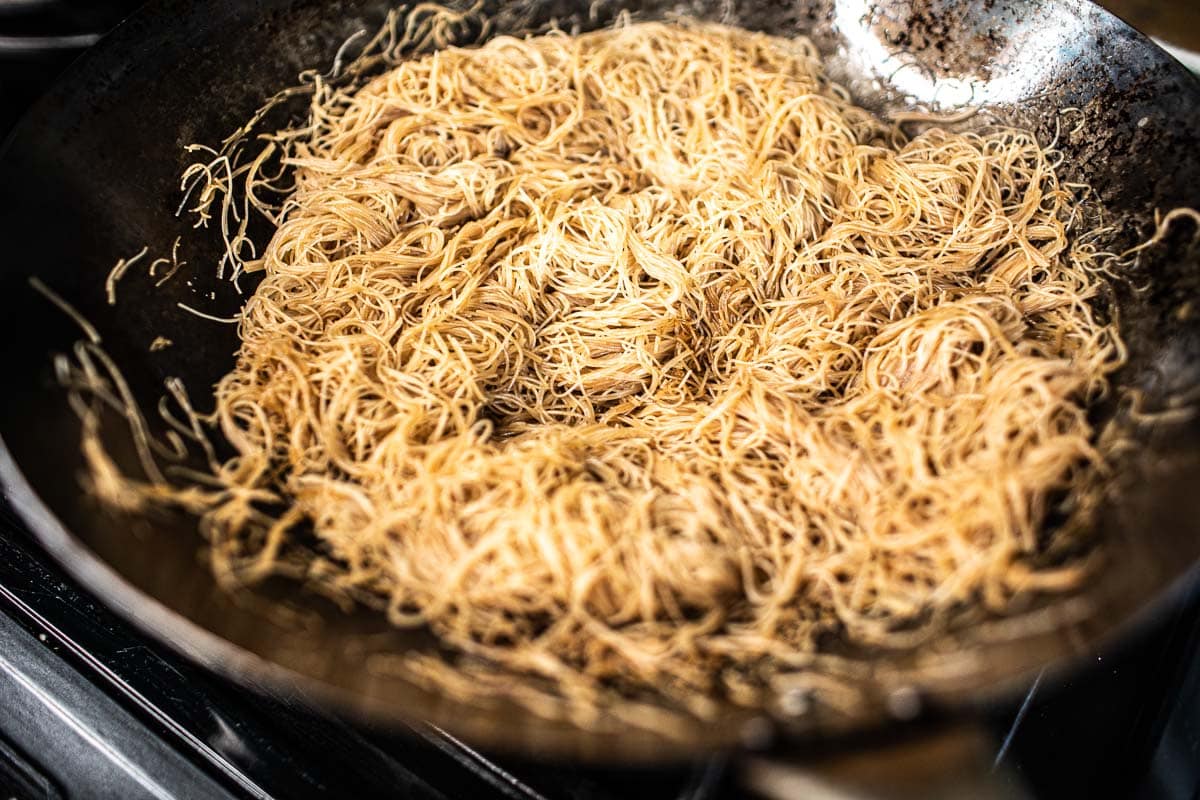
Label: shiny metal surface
xmin=0 ymin=0 xmax=1198 ymax=762
xmin=0 ymin=609 xmax=233 ymax=800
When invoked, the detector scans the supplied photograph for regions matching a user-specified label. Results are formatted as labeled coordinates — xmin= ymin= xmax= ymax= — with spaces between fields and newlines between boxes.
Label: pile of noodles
xmin=87 ymin=16 xmax=1128 ymax=726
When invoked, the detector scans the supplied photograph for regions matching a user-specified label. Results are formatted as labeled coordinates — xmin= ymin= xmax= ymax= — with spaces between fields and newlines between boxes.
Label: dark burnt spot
xmin=865 ymin=0 xmax=1009 ymax=80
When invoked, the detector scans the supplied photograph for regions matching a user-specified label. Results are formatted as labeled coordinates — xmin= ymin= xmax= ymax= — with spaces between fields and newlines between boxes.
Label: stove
xmin=2 ymin=4 xmax=1200 ymax=799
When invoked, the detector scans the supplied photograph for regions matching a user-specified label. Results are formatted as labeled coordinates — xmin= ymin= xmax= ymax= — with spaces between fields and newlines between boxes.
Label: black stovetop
xmin=2 ymin=4 xmax=1200 ymax=799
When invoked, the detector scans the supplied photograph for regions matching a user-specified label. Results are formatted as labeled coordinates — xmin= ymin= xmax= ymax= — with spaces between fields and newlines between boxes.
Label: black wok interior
xmin=0 ymin=0 xmax=1199 ymax=762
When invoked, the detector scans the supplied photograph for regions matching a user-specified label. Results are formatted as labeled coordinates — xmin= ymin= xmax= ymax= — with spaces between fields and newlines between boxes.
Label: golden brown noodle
xmin=85 ymin=17 xmax=1128 ymax=724
xmin=105 ymin=245 xmax=149 ymax=306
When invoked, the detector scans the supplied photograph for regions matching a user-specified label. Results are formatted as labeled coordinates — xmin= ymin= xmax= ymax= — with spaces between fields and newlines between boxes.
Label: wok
xmin=1 ymin=0 xmax=1199 ymax=764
